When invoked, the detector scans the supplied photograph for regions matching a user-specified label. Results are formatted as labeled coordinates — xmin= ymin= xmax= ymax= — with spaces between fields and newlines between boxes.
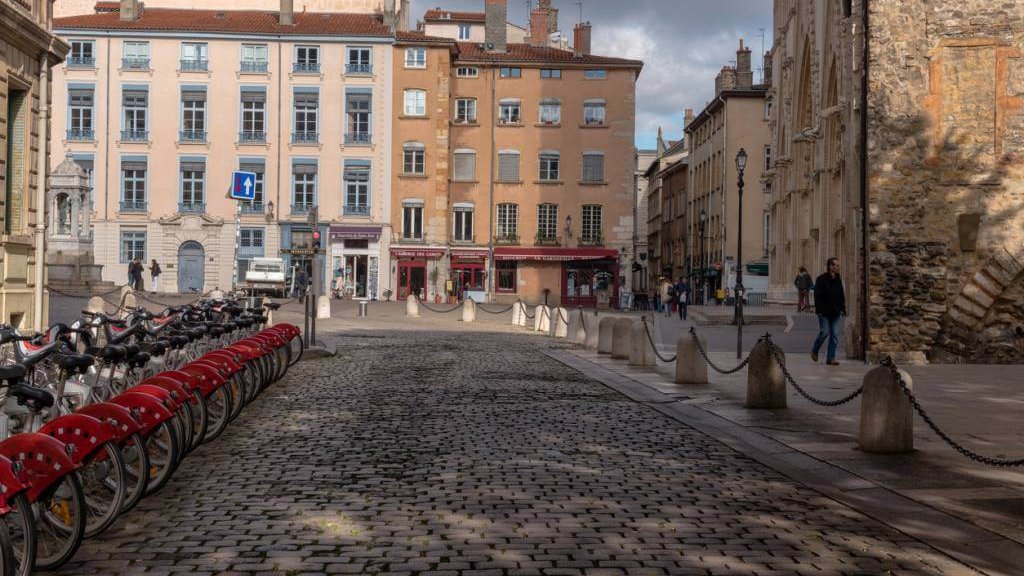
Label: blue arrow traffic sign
xmin=230 ymin=171 xmax=258 ymax=200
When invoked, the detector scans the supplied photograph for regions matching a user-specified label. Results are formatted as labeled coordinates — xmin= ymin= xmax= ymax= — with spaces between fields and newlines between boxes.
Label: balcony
xmin=291 ymin=131 xmax=319 ymax=145
xmin=178 ymin=201 xmax=206 ymax=214
xmin=179 ymin=130 xmax=206 ymax=143
xmin=494 ymin=233 xmax=520 ymax=246
xmin=291 ymin=202 xmax=314 ymax=215
xmin=344 ymin=132 xmax=371 ymax=145
xmin=66 ymin=128 xmax=94 ymax=141
xmin=67 ymin=56 xmax=95 ymax=68
xmin=584 ymin=117 xmax=606 ymax=127
xmin=180 ymin=59 xmax=209 ymax=72
xmin=240 ymin=60 xmax=269 ymax=73
xmin=346 ymin=63 xmax=373 ymax=75
xmin=121 ymin=57 xmax=150 ymax=70
xmin=579 ymin=234 xmax=604 ymax=247
xmin=120 ymin=129 xmax=148 ymax=142
xmin=119 ymin=200 xmax=147 ymax=212
xmin=239 ymin=130 xmax=266 ymax=143
xmin=240 ymin=202 xmax=265 ymax=214
xmin=293 ymin=62 xmax=320 ymax=73
xmin=343 ymin=205 xmax=370 ymax=216
xmin=535 ymin=234 xmax=561 ymax=246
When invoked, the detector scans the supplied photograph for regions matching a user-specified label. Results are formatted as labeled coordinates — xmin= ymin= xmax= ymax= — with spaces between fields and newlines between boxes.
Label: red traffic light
xmin=312 ymin=231 xmax=321 ymax=240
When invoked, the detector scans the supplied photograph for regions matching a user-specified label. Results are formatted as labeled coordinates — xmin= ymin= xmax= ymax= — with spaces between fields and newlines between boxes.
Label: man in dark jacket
xmin=674 ymin=277 xmax=691 ymax=321
xmin=812 ymin=257 xmax=846 ymax=365
xmin=794 ymin=266 xmax=813 ymax=312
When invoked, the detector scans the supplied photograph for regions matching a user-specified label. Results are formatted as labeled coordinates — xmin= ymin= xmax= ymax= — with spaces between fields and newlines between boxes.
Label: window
xmin=452 ymin=149 xmax=476 ymax=181
xmin=539 ymin=151 xmax=560 ymax=181
xmin=583 ymin=99 xmax=606 ymax=125
xmin=458 ymin=23 xmax=471 ymax=40
xmin=294 ymin=45 xmax=320 ymax=73
xmin=120 ymin=157 xmax=147 ymax=211
xmin=498 ymin=99 xmax=521 ymax=124
xmin=344 ymin=161 xmax=370 ymax=216
xmin=764 ymin=145 xmax=772 ymax=171
xmin=68 ymin=40 xmax=95 ymax=68
xmin=498 ymin=150 xmax=520 ymax=182
xmin=239 ymin=160 xmax=265 ymax=211
xmin=404 ymin=89 xmax=426 ymax=116
xmin=122 ymin=41 xmax=149 ymax=69
xmin=346 ymin=47 xmax=372 ymax=75
xmin=456 ymin=66 xmax=479 ymax=78
xmin=179 ymin=158 xmax=205 ymax=212
xmin=454 ymin=98 xmax=477 ymax=123
xmin=764 ymin=99 xmax=773 ymax=121
xmin=180 ymin=42 xmax=208 ymax=71
xmin=584 ymin=69 xmax=607 ymax=79
xmin=240 ymin=228 xmax=265 ymax=249
xmin=537 ymin=204 xmax=558 ymax=241
xmin=500 ymin=67 xmax=521 ymax=78
xmin=346 ymin=89 xmax=372 ymax=144
xmin=405 ymin=47 xmax=426 ymax=68
xmin=293 ymin=90 xmax=318 ymax=143
xmin=402 ymin=202 xmax=423 ymax=240
xmin=582 ymin=152 xmax=605 ymax=182
xmin=121 ymin=87 xmax=148 ymax=141
xmin=452 ymin=204 xmax=474 ymax=242
xmin=241 ymin=44 xmax=268 ymax=73
xmin=292 ymin=160 xmax=317 ymax=211
xmin=497 ymin=260 xmax=517 ymax=292
xmin=496 ymin=203 xmax=518 ymax=240
xmin=581 ymin=204 xmax=602 ymax=244
xmin=67 ymin=86 xmax=94 ymax=140
xmin=120 ymin=230 xmax=146 ymax=263
xmin=540 ymin=68 xmax=561 ymax=79
xmin=180 ymin=87 xmax=206 ymax=142
xmin=403 ymin=143 xmax=425 ymax=175
xmin=240 ymin=87 xmax=267 ymax=142
xmin=539 ymin=98 xmax=561 ymax=124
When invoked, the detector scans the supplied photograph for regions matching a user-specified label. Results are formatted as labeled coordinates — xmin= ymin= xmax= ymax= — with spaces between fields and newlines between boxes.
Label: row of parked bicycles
xmin=0 ymin=297 xmax=301 ymax=575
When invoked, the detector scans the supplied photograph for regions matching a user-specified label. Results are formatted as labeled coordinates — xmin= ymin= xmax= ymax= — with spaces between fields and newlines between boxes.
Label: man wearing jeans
xmin=812 ymin=258 xmax=846 ymax=365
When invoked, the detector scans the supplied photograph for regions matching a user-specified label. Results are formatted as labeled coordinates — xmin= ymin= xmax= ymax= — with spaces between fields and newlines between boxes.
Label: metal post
xmin=735 ymin=152 xmax=746 ymax=359
xmin=310 ymin=206 xmax=320 ymax=347
xmin=303 ymin=289 xmax=311 ymax=347
xmin=231 ymin=201 xmax=242 ymax=292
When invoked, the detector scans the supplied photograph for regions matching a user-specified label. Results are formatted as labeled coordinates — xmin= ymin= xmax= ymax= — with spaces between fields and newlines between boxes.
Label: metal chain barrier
xmin=419 ymin=300 xmax=465 ymax=314
xmin=477 ymin=303 xmax=515 ymax=315
xmin=557 ymin=307 xmax=569 ymax=325
xmin=542 ymin=306 xmax=551 ymax=319
xmin=522 ymin=305 xmax=536 ymax=320
xmin=880 ymin=358 xmax=1024 ymax=467
xmin=689 ymin=327 xmax=752 ymax=375
xmin=641 ymin=316 xmax=677 ymax=363
xmin=764 ymin=337 xmax=864 ymax=407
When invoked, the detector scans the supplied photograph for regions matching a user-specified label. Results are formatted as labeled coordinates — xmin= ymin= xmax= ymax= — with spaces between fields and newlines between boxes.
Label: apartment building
xmin=391 ymin=0 xmax=643 ymax=306
xmin=51 ymin=0 xmax=395 ymax=296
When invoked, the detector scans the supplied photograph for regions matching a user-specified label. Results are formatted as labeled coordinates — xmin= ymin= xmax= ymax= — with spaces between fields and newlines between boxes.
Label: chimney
xmin=484 ymin=0 xmax=507 ymax=52
xmin=573 ymin=22 xmax=592 ymax=57
xmin=715 ymin=67 xmax=737 ymax=96
xmin=736 ymin=38 xmax=753 ymax=88
xmin=528 ymin=8 xmax=548 ymax=46
xmin=399 ymin=0 xmax=411 ymax=31
xmin=279 ymin=0 xmax=294 ymax=26
xmin=382 ymin=0 xmax=398 ymax=30
xmin=539 ymin=0 xmax=558 ymax=34
xmin=119 ymin=0 xmax=140 ymax=21
xmin=684 ymin=108 xmax=694 ymax=129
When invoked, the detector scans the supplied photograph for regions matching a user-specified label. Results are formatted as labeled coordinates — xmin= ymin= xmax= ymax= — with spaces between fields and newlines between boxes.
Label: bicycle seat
xmin=170 ymin=335 xmax=190 ymax=348
xmin=208 ymin=326 xmax=225 ymax=337
xmin=123 ymin=344 xmax=141 ymax=358
xmin=223 ymin=322 xmax=238 ymax=333
xmin=255 ymin=315 xmax=268 ymax=324
xmin=94 ymin=345 xmax=127 ymax=360
xmin=9 ymin=384 xmax=54 ymax=409
xmin=236 ymin=318 xmax=252 ymax=329
xmin=191 ymin=326 xmax=208 ymax=336
xmin=145 ymin=340 xmax=169 ymax=356
xmin=130 ymin=352 xmax=151 ymax=368
xmin=58 ymin=354 xmax=94 ymax=372
xmin=0 ymin=365 xmax=26 ymax=384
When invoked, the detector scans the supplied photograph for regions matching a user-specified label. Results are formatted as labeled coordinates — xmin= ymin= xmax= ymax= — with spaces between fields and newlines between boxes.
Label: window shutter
xmin=180 ymin=161 xmax=206 ymax=172
xmin=453 ymin=152 xmax=475 ymax=181
xmin=122 ymin=90 xmax=147 ymax=107
xmin=181 ymin=89 xmax=206 ymax=102
xmin=239 ymin=162 xmax=264 ymax=174
xmin=583 ymin=155 xmax=604 ymax=182
xmin=121 ymin=160 xmax=147 ymax=172
xmin=294 ymin=92 xmax=318 ymax=105
xmin=293 ymin=162 xmax=317 ymax=175
xmin=498 ymin=153 xmax=519 ymax=182
xmin=241 ymin=88 xmax=266 ymax=103
xmin=69 ymin=89 xmax=94 ymax=106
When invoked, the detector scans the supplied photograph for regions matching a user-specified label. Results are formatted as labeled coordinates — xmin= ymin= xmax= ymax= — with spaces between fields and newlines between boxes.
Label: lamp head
xmin=735 ymin=148 xmax=748 ymax=172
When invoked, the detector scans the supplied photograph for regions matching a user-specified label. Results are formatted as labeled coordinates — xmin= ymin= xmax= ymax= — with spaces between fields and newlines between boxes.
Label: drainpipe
xmin=487 ymin=66 xmax=496 ymax=302
xmin=860 ymin=0 xmax=870 ymax=361
xmin=34 ymin=53 xmax=49 ymax=331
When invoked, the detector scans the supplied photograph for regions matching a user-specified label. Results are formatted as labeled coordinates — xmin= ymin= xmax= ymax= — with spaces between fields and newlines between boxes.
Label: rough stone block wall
xmin=868 ymin=0 xmax=1024 ymax=363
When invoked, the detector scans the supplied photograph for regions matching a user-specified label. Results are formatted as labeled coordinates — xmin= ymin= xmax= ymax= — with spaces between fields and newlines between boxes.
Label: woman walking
xmin=150 ymin=259 xmax=162 ymax=293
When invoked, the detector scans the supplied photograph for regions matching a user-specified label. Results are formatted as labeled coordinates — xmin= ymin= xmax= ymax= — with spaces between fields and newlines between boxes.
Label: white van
xmin=243 ymin=257 xmax=287 ymax=297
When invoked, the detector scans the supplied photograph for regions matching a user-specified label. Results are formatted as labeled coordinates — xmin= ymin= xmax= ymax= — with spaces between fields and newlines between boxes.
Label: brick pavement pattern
xmin=52 ymin=331 xmax=978 ymax=575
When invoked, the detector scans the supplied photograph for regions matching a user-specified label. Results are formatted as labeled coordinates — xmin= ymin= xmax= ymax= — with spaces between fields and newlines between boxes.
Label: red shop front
xmin=390 ymin=247 xmax=445 ymax=300
xmin=494 ymin=247 xmax=620 ymax=308
xmin=451 ymin=248 xmax=489 ymax=302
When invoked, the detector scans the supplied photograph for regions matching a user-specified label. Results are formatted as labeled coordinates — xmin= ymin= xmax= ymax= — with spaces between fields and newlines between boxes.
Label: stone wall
xmin=867 ymin=0 xmax=1024 ymax=363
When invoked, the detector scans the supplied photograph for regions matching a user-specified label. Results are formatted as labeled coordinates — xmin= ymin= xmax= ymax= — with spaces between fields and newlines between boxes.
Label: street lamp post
xmin=698 ymin=209 xmax=707 ymax=305
xmin=734 ymin=148 xmax=748 ymax=359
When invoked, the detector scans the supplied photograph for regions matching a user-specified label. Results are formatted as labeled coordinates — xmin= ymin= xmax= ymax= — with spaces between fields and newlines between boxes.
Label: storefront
xmin=390 ymin=247 xmax=445 ymax=301
xmin=450 ymin=248 xmax=488 ymax=302
xmin=329 ymin=225 xmax=382 ymax=300
xmin=494 ymin=247 xmax=620 ymax=308
xmin=280 ymin=223 xmax=327 ymax=296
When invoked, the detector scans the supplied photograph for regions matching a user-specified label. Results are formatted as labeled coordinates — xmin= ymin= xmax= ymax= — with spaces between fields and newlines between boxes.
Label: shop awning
xmin=390 ymin=247 xmax=446 ymax=259
xmin=451 ymin=249 xmax=489 ymax=262
xmin=494 ymin=247 xmax=618 ymax=262
xmin=329 ymin=225 xmax=381 ymax=241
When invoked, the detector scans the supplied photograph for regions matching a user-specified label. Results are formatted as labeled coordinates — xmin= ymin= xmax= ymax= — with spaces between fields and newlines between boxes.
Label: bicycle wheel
xmin=202 ymin=386 xmax=231 ymax=443
xmin=32 ymin=472 xmax=86 ymax=571
xmin=118 ymin=433 xmax=149 ymax=514
xmin=185 ymin=391 xmax=208 ymax=453
xmin=0 ymin=515 xmax=15 ymax=576
xmin=175 ymin=401 xmax=195 ymax=460
xmin=226 ymin=374 xmax=245 ymax=422
xmin=81 ymin=442 xmax=127 ymax=538
xmin=6 ymin=492 xmax=36 ymax=576
xmin=143 ymin=420 xmax=181 ymax=497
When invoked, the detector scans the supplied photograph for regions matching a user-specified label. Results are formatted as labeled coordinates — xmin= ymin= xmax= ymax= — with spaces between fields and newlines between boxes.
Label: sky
xmin=410 ymin=0 xmax=773 ymax=150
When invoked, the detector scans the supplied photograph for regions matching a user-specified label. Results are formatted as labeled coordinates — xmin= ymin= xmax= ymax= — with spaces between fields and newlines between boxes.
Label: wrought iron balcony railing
xmin=344 ymin=132 xmax=371 ymax=145
xmin=179 ymin=130 xmax=206 ymax=142
xmin=120 ymin=129 xmax=148 ymax=142
xmin=343 ymin=205 xmax=370 ymax=216
xmin=494 ymin=233 xmax=520 ymax=245
xmin=293 ymin=62 xmax=320 ymax=73
xmin=119 ymin=200 xmax=147 ymax=212
xmin=535 ymin=233 xmax=561 ymax=246
xmin=178 ymin=201 xmax=206 ymax=214
xmin=240 ymin=202 xmax=265 ymax=214
xmin=240 ymin=60 xmax=268 ymax=73
xmin=121 ymin=57 xmax=150 ymax=70
xmin=66 ymin=128 xmax=94 ymax=141
xmin=345 ymin=63 xmax=373 ymax=75
xmin=67 ymin=56 xmax=95 ymax=68
xmin=180 ymin=59 xmax=209 ymax=72
xmin=579 ymin=234 xmax=604 ymax=247
xmin=291 ymin=202 xmax=314 ymax=215
xmin=239 ymin=130 xmax=266 ymax=143
xmin=291 ymin=131 xmax=319 ymax=144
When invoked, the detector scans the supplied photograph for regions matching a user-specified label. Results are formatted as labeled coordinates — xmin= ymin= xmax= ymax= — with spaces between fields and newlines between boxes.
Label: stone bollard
xmin=859 ymin=366 xmax=914 ymax=453
xmin=86 ymin=295 xmax=105 ymax=314
xmin=517 ymin=302 xmax=528 ymax=327
xmin=551 ymin=307 xmax=569 ymax=338
xmin=406 ymin=295 xmax=420 ymax=317
xmin=533 ymin=305 xmax=544 ymax=331
xmin=119 ymin=291 xmax=138 ymax=318
xmin=317 ymin=295 xmax=331 ymax=319
xmin=675 ymin=332 xmax=709 ymax=385
xmin=262 ymin=296 xmax=275 ymax=326
xmin=597 ymin=317 xmax=615 ymax=354
xmin=583 ymin=312 xmax=599 ymax=350
xmin=538 ymin=306 xmax=552 ymax=333
xmin=567 ymin=308 xmax=586 ymax=344
xmin=629 ymin=319 xmax=657 ymax=367
xmin=511 ymin=300 xmax=522 ymax=326
xmin=462 ymin=298 xmax=477 ymax=323
xmin=745 ymin=339 xmax=787 ymax=409
xmin=611 ymin=317 xmax=633 ymax=360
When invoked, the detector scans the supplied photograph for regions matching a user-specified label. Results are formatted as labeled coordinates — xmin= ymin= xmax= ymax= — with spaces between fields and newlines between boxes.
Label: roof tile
xmin=456 ymin=42 xmax=643 ymax=67
xmin=423 ymin=10 xmax=486 ymax=23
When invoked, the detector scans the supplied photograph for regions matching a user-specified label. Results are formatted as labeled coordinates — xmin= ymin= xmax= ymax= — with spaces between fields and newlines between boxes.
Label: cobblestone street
xmin=52 ymin=329 xmax=978 ymax=576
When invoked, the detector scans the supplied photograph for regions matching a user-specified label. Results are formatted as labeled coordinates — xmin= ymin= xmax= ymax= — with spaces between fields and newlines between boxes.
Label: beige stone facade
xmin=633 ymin=148 xmax=657 ymax=294
xmin=1 ymin=0 xmax=67 ymax=329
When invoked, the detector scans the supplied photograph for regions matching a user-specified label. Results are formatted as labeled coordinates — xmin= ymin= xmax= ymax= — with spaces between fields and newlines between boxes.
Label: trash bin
xmin=358 ymin=300 xmax=368 ymax=317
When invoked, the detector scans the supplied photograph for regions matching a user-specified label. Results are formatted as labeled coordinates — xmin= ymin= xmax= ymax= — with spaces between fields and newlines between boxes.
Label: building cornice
xmin=54 ymin=28 xmax=394 ymax=44
xmin=1 ymin=3 xmax=69 ymax=63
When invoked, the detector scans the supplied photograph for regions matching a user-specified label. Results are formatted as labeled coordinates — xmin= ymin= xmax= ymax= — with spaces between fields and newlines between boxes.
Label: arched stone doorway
xmin=177 ymin=241 xmax=205 ymax=293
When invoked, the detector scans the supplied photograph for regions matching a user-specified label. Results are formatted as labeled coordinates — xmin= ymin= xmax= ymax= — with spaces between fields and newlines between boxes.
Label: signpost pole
xmin=309 ymin=206 xmax=320 ymax=347
xmin=231 ymin=201 xmax=241 ymax=293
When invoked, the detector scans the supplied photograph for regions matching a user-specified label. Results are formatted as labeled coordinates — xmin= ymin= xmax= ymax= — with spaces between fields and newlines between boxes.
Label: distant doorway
xmin=177 ymin=241 xmax=205 ymax=293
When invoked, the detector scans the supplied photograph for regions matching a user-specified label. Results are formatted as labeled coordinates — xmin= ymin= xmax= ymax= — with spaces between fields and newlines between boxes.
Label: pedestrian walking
xmin=149 ymin=259 xmax=162 ymax=293
xmin=811 ymin=257 xmax=847 ymax=365
xmin=658 ymin=277 xmax=672 ymax=315
xmin=128 ymin=258 xmax=143 ymax=291
xmin=794 ymin=266 xmax=813 ymax=312
xmin=675 ymin=277 xmax=691 ymax=321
